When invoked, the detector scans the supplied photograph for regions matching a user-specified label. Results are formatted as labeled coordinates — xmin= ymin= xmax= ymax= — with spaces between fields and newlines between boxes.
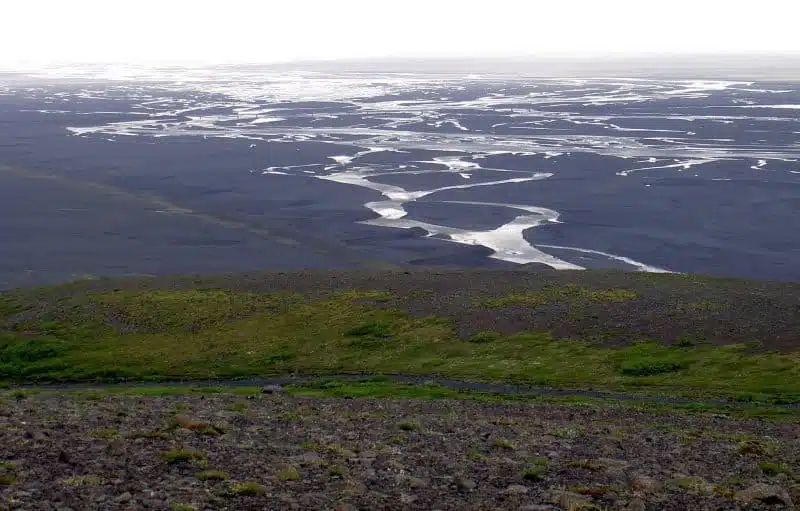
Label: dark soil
xmin=14 ymin=269 xmax=800 ymax=351
xmin=1 ymin=391 xmax=799 ymax=510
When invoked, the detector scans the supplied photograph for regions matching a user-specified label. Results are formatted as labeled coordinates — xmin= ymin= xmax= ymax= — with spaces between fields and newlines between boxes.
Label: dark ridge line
xmin=14 ymin=374 xmax=799 ymax=410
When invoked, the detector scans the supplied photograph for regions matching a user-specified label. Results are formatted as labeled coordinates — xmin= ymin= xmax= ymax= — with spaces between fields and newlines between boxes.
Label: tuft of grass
xmin=345 ymin=322 xmax=392 ymax=338
xmin=60 ymin=475 xmax=104 ymax=486
xmin=489 ymin=416 xmax=517 ymax=426
xmin=388 ymin=434 xmax=407 ymax=445
xmin=128 ymin=430 xmax=170 ymax=440
xmin=467 ymin=447 xmax=485 ymax=461
xmin=671 ymin=476 xmax=713 ymax=495
xmin=326 ymin=444 xmax=356 ymax=458
xmin=552 ymin=427 xmax=580 ymax=439
xmin=195 ymin=469 xmax=229 ymax=481
xmin=164 ymin=447 xmax=205 ymax=464
xmin=227 ymin=401 xmax=248 ymax=413
xmin=567 ymin=459 xmax=606 ymax=472
xmin=491 ymin=439 xmax=515 ymax=450
xmin=738 ymin=439 xmax=776 ymax=456
xmin=528 ymin=456 xmax=549 ymax=467
xmin=619 ymin=358 xmax=686 ymax=376
xmin=469 ymin=331 xmax=503 ymax=344
xmin=398 ymin=420 xmax=419 ymax=431
xmin=0 ymin=474 xmax=16 ymax=485
xmin=278 ymin=465 xmax=300 ymax=481
xmin=226 ymin=481 xmax=266 ymax=497
xmin=327 ymin=465 xmax=346 ymax=478
xmin=759 ymin=461 xmax=792 ymax=476
xmin=276 ymin=411 xmax=304 ymax=421
xmin=89 ymin=427 xmax=119 ymax=439
xmin=676 ymin=333 xmax=698 ymax=348
xmin=568 ymin=486 xmax=614 ymax=497
xmin=300 ymin=440 xmax=322 ymax=452
xmin=486 ymin=285 xmax=637 ymax=308
xmin=521 ymin=466 xmax=547 ymax=481
xmin=170 ymin=505 xmax=197 ymax=511
xmin=170 ymin=415 xmax=225 ymax=436
xmin=713 ymin=483 xmax=737 ymax=500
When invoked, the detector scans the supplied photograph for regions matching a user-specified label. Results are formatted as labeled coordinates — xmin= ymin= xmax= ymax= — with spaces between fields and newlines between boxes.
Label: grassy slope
xmin=1 ymin=270 xmax=799 ymax=405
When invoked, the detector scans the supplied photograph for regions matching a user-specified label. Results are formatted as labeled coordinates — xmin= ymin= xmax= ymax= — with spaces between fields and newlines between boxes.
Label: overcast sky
xmin=1 ymin=0 xmax=798 ymax=66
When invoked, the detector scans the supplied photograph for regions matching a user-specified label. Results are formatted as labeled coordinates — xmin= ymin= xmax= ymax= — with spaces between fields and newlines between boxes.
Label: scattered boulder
xmin=628 ymin=474 xmax=663 ymax=493
xmin=261 ymin=384 xmax=284 ymax=394
xmin=735 ymin=484 xmax=794 ymax=509
xmin=408 ymin=477 xmax=428 ymax=489
xmin=504 ymin=484 xmax=530 ymax=495
xmin=789 ymin=484 xmax=800 ymax=505
xmin=547 ymin=490 xmax=599 ymax=510
xmin=294 ymin=452 xmax=324 ymax=466
xmin=625 ymin=497 xmax=647 ymax=511
xmin=171 ymin=415 xmax=224 ymax=435
xmin=455 ymin=476 xmax=477 ymax=492
xmin=400 ymin=493 xmax=418 ymax=504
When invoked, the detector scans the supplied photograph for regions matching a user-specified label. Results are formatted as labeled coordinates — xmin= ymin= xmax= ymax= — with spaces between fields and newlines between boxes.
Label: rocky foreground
xmin=0 ymin=390 xmax=798 ymax=510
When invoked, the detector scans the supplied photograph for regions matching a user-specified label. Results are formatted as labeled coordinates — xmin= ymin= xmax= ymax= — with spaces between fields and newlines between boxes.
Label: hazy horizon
xmin=5 ymin=54 xmax=800 ymax=81
xmin=2 ymin=0 xmax=800 ymax=68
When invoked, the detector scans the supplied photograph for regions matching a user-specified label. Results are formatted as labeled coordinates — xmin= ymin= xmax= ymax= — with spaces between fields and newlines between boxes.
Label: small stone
xmin=351 ymin=457 xmax=374 ymax=467
xmin=296 ymin=452 xmax=324 ymax=465
xmin=504 ymin=484 xmax=530 ymax=495
xmin=455 ymin=477 xmax=477 ymax=492
xmin=629 ymin=474 xmax=663 ymax=493
xmin=519 ymin=505 xmax=554 ymax=510
xmin=23 ymin=430 xmax=34 ymax=440
xmin=735 ymin=484 xmax=794 ymax=508
xmin=789 ymin=484 xmax=800 ymax=505
xmin=626 ymin=497 xmax=647 ymax=511
xmin=548 ymin=491 xmax=595 ymax=510
xmin=115 ymin=492 xmax=132 ymax=503
xmin=261 ymin=384 xmax=284 ymax=394
xmin=400 ymin=493 xmax=418 ymax=504
xmin=409 ymin=477 xmax=428 ymax=489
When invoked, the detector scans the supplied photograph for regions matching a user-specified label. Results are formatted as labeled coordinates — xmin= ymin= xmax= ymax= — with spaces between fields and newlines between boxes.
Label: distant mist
xmin=265 ymin=54 xmax=800 ymax=80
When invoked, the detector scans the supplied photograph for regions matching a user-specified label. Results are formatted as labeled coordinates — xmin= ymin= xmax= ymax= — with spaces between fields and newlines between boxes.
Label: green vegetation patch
xmin=60 ymin=475 xmax=105 ymax=486
xmin=95 ymin=289 xmax=297 ymax=333
xmin=485 ymin=284 xmax=637 ymax=308
xmin=164 ymin=448 xmax=205 ymax=464
xmin=0 ymin=287 xmax=799 ymax=406
xmin=226 ymin=481 xmax=266 ymax=497
xmin=195 ymin=469 xmax=229 ymax=481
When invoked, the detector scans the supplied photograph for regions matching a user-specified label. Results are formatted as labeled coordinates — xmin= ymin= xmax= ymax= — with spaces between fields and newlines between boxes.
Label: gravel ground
xmin=22 ymin=269 xmax=800 ymax=351
xmin=1 ymin=391 xmax=798 ymax=510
